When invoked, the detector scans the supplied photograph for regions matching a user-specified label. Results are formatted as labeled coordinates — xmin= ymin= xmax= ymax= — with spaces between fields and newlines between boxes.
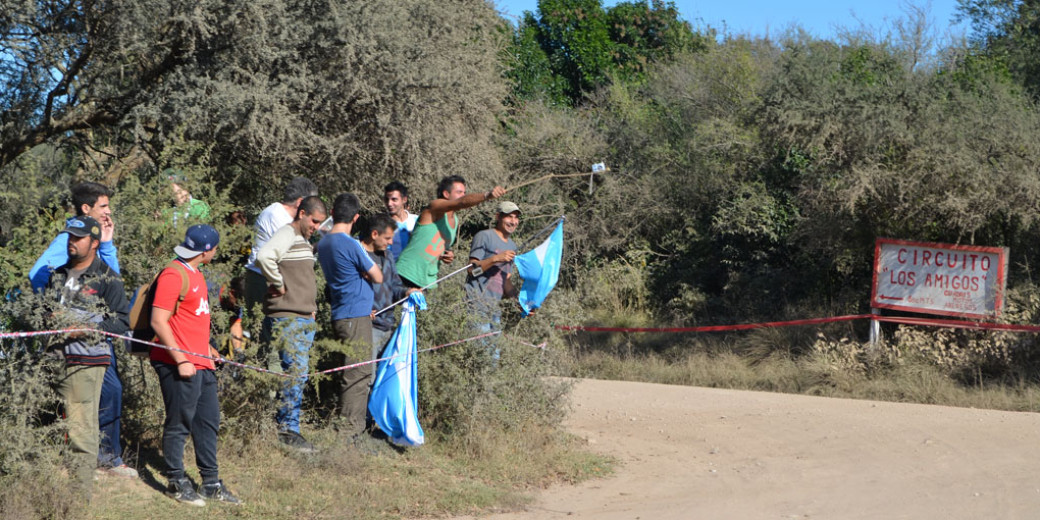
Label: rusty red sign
xmin=871 ymin=238 xmax=1008 ymax=319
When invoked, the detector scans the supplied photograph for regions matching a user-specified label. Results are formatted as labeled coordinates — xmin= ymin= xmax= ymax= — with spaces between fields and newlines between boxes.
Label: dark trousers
xmin=153 ymin=362 xmax=220 ymax=484
xmin=332 ymin=317 xmax=373 ymax=434
xmin=97 ymin=343 xmax=124 ymax=467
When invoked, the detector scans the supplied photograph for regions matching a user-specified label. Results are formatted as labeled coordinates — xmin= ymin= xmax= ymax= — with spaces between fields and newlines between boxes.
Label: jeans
xmin=263 ymin=316 xmax=316 ymax=434
xmin=372 ymin=327 xmax=393 ymax=363
xmin=97 ymin=343 xmax=124 ymax=467
xmin=470 ymin=299 xmax=503 ymax=362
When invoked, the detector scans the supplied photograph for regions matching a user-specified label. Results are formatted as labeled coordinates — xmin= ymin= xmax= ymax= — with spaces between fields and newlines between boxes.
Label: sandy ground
xmin=459 ymin=378 xmax=1040 ymax=520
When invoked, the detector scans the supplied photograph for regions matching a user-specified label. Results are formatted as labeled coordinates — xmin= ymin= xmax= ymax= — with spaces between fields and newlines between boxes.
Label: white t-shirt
xmin=246 ymin=202 xmax=294 ymax=273
xmin=400 ymin=212 xmax=418 ymax=232
xmin=388 ymin=212 xmax=419 ymax=261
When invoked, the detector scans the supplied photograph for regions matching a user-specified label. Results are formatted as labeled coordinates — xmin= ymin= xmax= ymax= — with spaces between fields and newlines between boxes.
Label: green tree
xmin=537 ymin=0 xmax=616 ymax=102
xmin=606 ymin=0 xmax=706 ymax=79
xmin=505 ymin=0 xmax=702 ymax=105
xmin=0 ymin=0 xmax=509 ymax=209
xmin=504 ymin=13 xmax=570 ymax=105
xmin=957 ymin=0 xmax=1040 ymax=95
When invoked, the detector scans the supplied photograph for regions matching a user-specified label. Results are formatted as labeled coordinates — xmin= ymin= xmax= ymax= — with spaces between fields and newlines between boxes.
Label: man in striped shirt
xmin=256 ymin=195 xmax=327 ymax=452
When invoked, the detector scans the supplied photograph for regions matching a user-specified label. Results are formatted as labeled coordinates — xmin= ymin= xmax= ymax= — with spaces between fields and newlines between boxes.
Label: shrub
xmin=0 ymin=293 xmax=76 ymax=517
xmin=415 ymin=265 xmax=575 ymax=442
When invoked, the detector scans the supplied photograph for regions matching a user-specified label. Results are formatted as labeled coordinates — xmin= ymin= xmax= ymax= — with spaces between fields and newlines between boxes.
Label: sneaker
xmin=278 ymin=430 xmax=316 ymax=453
xmin=166 ymin=478 xmax=206 ymax=507
xmin=199 ymin=480 xmax=243 ymax=506
xmin=98 ymin=464 xmax=138 ymax=479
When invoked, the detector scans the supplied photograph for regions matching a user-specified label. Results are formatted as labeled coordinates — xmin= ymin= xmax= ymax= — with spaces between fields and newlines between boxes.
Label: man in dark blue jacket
xmin=362 ymin=213 xmax=417 ymax=358
xmin=46 ymin=216 xmax=130 ymax=495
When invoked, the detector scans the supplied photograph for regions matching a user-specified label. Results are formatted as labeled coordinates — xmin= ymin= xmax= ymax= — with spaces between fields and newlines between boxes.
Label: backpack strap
xmin=165 ymin=260 xmax=192 ymax=314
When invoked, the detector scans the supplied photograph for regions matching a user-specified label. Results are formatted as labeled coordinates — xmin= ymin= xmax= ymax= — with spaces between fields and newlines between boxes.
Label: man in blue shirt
xmin=30 ymin=182 xmax=119 ymax=291
xmin=316 ymin=193 xmax=382 ymax=437
xmin=29 ymin=182 xmax=137 ymax=479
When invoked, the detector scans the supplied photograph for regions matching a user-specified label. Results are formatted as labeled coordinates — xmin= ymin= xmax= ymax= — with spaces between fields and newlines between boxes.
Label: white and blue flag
xmin=368 ymin=292 xmax=427 ymax=446
xmin=515 ymin=220 xmax=564 ymax=315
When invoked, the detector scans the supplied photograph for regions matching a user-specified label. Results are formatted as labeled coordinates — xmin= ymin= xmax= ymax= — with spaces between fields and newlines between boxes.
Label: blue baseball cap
xmin=64 ymin=216 xmax=101 ymax=241
xmin=174 ymin=224 xmax=219 ymax=258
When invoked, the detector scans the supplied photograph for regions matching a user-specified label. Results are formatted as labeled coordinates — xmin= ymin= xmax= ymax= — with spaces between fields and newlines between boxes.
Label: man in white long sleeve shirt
xmin=243 ymin=177 xmax=318 ymax=318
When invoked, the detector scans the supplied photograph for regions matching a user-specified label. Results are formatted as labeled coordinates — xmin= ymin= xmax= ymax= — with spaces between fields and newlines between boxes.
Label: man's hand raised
xmin=487 ymin=186 xmax=506 ymax=200
xmin=100 ymin=215 xmax=115 ymax=242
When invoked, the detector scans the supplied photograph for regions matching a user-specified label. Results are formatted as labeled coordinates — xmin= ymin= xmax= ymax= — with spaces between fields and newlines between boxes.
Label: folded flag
xmin=368 ymin=292 xmax=427 ymax=446
xmin=515 ymin=220 xmax=564 ymax=315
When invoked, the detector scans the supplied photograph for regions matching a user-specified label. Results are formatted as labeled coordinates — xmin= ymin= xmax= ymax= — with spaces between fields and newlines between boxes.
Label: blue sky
xmin=494 ymin=1 xmax=968 ymax=40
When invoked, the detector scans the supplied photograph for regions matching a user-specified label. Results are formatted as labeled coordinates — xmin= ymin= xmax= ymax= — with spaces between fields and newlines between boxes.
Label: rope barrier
xmin=554 ymin=314 xmax=1040 ymax=334
xmin=313 ymin=331 xmax=502 ymax=377
xmin=9 ymin=313 xmax=1033 ymax=378
xmin=20 ymin=312 xmax=1028 ymax=379
xmin=555 ymin=315 xmax=873 ymax=333
xmin=0 ymin=328 xmax=543 ymax=378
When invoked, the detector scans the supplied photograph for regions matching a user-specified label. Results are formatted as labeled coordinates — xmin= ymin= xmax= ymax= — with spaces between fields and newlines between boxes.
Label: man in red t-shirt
xmin=150 ymin=224 xmax=241 ymax=507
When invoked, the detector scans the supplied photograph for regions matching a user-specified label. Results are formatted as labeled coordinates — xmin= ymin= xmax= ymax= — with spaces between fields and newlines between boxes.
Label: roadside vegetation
xmin=569 ymin=334 xmax=1040 ymax=414
xmin=5 ymin=0 xmax=1040 ymax=518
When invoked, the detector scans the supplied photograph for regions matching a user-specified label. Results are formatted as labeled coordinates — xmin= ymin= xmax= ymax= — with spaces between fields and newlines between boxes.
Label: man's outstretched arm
xmin=424 ymin=186 xmax=506 ymax=223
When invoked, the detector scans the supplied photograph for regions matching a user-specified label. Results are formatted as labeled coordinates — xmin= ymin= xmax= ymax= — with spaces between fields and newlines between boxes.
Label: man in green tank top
xmin=396 ymin=175 xmax=505 ymax=289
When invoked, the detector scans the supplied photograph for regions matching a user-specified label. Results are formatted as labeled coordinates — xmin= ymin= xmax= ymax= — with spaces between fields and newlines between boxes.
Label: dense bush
xmin=8 ymin=0 xmax=1040 ymax=516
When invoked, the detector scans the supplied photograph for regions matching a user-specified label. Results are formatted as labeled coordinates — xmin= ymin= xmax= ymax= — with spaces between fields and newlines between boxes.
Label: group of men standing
xmin=31 ymin=173 xmax=524 ymax=506
xmin=249 ymin=176 xmax=519 ymax=453
xmin=32 ymin=181 xmax=238 ymax=506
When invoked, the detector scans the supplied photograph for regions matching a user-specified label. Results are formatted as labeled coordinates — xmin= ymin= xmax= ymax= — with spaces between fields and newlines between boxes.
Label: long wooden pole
xmin=504 ymin=167 xmax=611 ymax=193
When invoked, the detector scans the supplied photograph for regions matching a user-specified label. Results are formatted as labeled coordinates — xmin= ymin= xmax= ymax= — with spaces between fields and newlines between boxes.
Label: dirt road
xmin=463 ymin=378 xmax=1040 ymax=520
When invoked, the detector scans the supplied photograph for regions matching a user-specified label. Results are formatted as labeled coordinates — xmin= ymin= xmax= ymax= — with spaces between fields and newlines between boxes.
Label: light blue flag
xmin=368 ymin=292 xmax=427 ymax=446
xmin=515 ymin=220 xmax=564 ymax=315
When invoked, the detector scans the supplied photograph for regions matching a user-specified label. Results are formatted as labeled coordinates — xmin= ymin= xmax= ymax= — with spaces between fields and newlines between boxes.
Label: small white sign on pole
xmin=871 ymin=238 xmax=1008 ymax=319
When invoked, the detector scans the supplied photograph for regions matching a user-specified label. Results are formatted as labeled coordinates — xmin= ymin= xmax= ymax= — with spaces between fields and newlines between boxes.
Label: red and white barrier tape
xmin=555 ymin=315 xmax=872 ymax=333
xmin=0 ymin=328 xmax=545 ymax=378
xmin=555 ymin=314 xmax=1040 ymax=334
xmin=314 ymin=331 xmax=503 ymax=377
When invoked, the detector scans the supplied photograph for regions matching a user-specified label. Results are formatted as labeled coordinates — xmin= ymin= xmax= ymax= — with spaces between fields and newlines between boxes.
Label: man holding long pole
xmin=395 ymin=175 xmax=505 ymax=289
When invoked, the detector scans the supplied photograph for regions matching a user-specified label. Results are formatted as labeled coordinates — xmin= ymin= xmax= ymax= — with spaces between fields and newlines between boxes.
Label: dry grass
xmin=569 ymin=346 xmax=1040 ymax=414
xmin=78 ymin=425 xmax=608 ymax=520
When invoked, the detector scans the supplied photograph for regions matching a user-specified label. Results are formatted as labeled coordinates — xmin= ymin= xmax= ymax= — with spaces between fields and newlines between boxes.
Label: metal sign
xmin=871 ymin=238 xmax=1008 ymax=319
